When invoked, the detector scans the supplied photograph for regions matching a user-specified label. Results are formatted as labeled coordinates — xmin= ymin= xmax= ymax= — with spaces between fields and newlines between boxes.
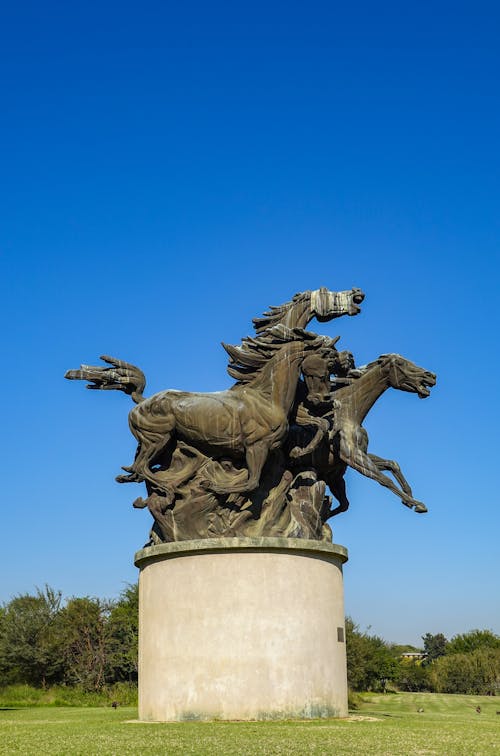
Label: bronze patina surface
xmin=66 ymin=286 xmax=436 ymax=544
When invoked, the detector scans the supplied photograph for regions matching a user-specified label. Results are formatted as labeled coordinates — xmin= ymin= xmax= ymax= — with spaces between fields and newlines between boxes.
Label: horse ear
xmin=222 ymin=342 xmax=239 ymax=362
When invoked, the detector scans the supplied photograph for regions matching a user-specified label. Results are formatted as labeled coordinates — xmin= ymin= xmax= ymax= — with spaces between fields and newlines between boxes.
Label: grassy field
xmin=1 ymin=692 xmax=498 ymax=755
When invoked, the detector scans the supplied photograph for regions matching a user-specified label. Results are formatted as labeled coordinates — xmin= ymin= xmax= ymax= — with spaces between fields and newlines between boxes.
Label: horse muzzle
xmin=417 ymin=372 xmax=437 ymax=398
xmin=347 ymin=288 xmax=365 ymax=315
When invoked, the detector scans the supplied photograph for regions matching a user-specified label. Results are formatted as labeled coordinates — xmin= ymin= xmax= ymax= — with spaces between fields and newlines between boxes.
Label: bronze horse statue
xmin=65 ymin=286 xmax=437 ymax=543
xmin=65 ymin=286 xmax=363 ymax=500
xmin=116 ymin=326 xmax=338 ymax=496
xmin=299 ymin=353 xmax=436 ymax=515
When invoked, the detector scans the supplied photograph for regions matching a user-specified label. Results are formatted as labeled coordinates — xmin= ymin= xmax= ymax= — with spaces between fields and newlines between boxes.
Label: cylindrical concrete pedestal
xmin=134 ymin=537 xmax=348 ymax=721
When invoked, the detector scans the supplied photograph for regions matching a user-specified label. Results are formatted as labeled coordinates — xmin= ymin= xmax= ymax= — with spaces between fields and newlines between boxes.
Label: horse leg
xmin=116 ymin=430 xmax=174 ymax=483
xmin=368 ymin=454 xmax=414 ymax=500
xmin=327 ymin=474 xmax=351 ymax=517
xmin=290 ymin=417 xmax=330 ymax=458
xmin=339 ymin=431 xmax=427 ymax=513
xmin=117 ymin=405 xmax=176 ymax=483
xmin=208 ymin=440 xmax=269 ymax=496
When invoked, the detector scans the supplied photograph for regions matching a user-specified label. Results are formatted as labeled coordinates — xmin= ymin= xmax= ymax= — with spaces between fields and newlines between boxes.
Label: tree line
xmin=347 ymin=621 xmax=500 ymax=695
xmin=0 ymin=585 xmax=138 ymax=691
xmin=1 ymin=586 xmax=498 ymax=696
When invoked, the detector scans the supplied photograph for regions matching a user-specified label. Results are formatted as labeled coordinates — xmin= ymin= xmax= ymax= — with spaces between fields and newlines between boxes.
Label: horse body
xmin=126 ymin=387 xmax=286 ymax=454
xmin=310 ymin=354 xmax=436 ymax=515
xmin=120 ymin=329 xmax=336 ymax=495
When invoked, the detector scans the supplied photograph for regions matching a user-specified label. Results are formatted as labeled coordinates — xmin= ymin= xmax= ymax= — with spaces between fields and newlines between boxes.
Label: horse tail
xmin=65 ymin=355 xmax=146 ymax=403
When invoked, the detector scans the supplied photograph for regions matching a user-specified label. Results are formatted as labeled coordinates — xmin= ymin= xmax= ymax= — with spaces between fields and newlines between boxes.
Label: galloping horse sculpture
xmin=66 ymin=285 xmax=436 ymax=544
xmin=117 ymin=326 xmax=338 ymax=496
xmin=296 ymin=354 xmax=436 ymax=517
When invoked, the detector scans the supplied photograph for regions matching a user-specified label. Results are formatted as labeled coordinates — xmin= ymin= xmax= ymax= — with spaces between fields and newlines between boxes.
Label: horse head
xmin=252 ymin=286 xmax=365 ymax=335
xmin=311 ymin=287 xmax=365 ymax=321
xmin=382 ymin=354 xmax=436 ymax=398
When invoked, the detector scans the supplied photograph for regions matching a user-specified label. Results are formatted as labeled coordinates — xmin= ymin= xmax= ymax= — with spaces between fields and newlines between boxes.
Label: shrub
xmin=429 ymin=648 xmax=500 ymax=695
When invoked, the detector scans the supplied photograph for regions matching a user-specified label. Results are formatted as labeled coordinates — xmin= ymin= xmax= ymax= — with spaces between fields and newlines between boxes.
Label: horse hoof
xmin=116 ymin=473 xmax=137 ymax=484
xmin=132 ymin=497 xmax=146 ymax=509
xmin=414 ymin=503 xmax=427 ymax=513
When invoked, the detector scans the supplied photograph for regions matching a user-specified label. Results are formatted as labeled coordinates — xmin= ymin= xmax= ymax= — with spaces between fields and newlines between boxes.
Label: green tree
xmin=107 ymin=583 xmax=138 ymax=682
xmin=396 ymin=659 xmax=431 ymax=691
xmin=446 ymin=629 xmax=500 ymax=655
xmin=430 ymin=648 xmax=500 ymax=694
xmin=58 ymin=596 xmax=113 ymax=691
xmin=0 ymin=586 xmax=63 ymax=686
xmin=345 ymin=618 xmax=398 ymax=691
xmin=422 ymin=632 xmax=448 ymax=664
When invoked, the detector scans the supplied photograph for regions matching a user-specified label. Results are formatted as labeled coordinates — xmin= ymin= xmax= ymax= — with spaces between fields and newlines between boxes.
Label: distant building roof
xmin=400 ymin=651 xmax=427 ymax=659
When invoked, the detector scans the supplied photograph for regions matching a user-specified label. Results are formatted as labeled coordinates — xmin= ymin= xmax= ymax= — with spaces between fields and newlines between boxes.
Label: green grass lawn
xmin=1 ymin=693 xmax=498 ymax=755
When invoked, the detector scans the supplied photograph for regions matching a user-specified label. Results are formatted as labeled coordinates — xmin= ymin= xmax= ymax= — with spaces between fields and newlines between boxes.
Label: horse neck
xmin=334 ymin=362 xmax=390 ymax=423
xmin=281 ymin=293 xmax=312 ymax=329
xmin=252 ymin=343 xmax=307 ymax=411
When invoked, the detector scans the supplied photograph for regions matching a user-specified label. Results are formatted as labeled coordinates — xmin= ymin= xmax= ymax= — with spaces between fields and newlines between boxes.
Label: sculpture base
xmin=134 ymin=537 xmax=348 ymax=721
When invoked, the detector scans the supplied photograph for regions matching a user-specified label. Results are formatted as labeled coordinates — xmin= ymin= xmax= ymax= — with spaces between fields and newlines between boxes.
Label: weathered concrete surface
xmin=135 ymin=538 xmax=348 ymax=721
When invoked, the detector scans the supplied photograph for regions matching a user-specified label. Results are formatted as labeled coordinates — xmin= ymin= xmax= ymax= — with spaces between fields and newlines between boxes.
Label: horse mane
xmin=223 ymin=325 xmax=323 ymax=385
xmin=364 ymin=353 xmax=401 ymax=371
xmin=252 ymin=291 xmax=310 ymax=334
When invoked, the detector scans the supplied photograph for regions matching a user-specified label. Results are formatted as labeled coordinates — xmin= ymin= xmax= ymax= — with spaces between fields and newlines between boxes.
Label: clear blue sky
xmin=1 ymin=2 xmax=499 ymax=646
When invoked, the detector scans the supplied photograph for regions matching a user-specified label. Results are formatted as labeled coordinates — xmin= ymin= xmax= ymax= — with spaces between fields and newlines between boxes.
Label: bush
xmin=0 ymin=584 xmax=139 ymax=692
xmin=429 ymin=648 xmax=500 ymax=695
xmin=0 ymin=587 xmax=64 ymax=686
xmin=346 ymin=618 xmax=399 ymax=692
xmin=347 ymin=690 xmax=364 ymax=710
xmin=0 ymin=682 xmax=138 ymax=708
xmin=396 ymin=660 xmax=431 ymax=692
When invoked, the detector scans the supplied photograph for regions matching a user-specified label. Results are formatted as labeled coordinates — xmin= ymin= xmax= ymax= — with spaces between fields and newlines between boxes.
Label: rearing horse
xmin=308 ymin=354 xmax=436 ymax=514
xmin=118 ymin=326 xmax=338 ymax=495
